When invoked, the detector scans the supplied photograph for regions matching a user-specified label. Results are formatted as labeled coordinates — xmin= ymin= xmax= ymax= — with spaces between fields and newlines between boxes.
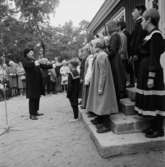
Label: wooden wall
xmin=94 ymin=0 xmax=145 ymax=34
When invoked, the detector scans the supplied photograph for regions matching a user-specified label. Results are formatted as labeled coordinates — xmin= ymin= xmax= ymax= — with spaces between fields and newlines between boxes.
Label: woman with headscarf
xmin=8 ymin=60 xmax=18 ymax=96
xmin=86 ymin=38 xmax=118 ymax=133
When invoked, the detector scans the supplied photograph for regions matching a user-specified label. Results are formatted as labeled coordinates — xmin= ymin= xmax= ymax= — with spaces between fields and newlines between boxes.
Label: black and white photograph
xmin=1 ymin=0 xmax=165 ymax=167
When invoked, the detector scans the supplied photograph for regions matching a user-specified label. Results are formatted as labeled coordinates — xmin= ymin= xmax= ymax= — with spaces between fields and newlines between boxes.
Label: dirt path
xmin=0 ymin=93 xmax=165 ymax=167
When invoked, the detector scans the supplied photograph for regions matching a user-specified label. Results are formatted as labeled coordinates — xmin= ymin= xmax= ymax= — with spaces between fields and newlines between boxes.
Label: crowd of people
xmin=0 ymin=55 xmax=76 ymax=101
xmin=0 ymin=61 xmax=26 ymax=100
xmin=0 ymin=6 xmax=165 ymax=139
xmin=77 ymin=6 xmax=165 ymax=138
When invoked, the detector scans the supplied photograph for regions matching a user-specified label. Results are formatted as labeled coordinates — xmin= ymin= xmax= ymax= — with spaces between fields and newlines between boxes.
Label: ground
xmin=0 ymin=93 xmax=165 ymax=167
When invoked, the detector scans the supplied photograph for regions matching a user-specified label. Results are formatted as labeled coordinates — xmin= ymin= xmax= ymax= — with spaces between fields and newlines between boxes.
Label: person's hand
xmin=147 ymin=79 xmax=154 ymax=88
xmin=120 ymin=54 xmax=125 ymax=60
xmin=129 ymin=56 xmax=133 ymax=63
xmin=52 ymin=64 xmax=56 ymax=68
xmin=38 ymin=58 xmax=49 ymax=64
xmin=98 ymin=90 xmax=103 ymax=95
xmin=133 ymin=55 xmax=138 ymax=61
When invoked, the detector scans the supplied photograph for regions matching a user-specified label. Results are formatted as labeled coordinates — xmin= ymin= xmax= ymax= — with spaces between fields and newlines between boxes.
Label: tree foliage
xmin=13 ymin=0 xmax=59 ymax=57
xmin=0 ymin=0 xmax=90 ymax=63
xmin=47 ymin=20 xmax=90 ymax=61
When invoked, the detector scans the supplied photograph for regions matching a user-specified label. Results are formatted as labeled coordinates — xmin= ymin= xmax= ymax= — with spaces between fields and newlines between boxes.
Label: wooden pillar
xmin=159 ymin=0 xmax=165 ymax=37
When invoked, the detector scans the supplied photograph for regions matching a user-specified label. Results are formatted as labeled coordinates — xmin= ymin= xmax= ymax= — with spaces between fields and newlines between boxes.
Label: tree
xmin=45 ymin=20 xmax=89 ymax=61
xmin=0 ymin=0 xmax=9 ymax=21
xmin=0 ymin=0 xmax=59 ymax=62
xmin=79 ymin=20 xmax=89 ymax=32
xmin=14 ymin=0 xmax=59 ymax=57
xmin=0 ymin=16 xmax=38 ymax=62
xmin=0 ymin=0 xmax=89 ymax=63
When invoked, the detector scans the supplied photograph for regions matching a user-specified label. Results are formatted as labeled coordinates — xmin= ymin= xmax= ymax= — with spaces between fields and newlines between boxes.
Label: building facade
xmin=87 ymin=0 xmax=165 ymax=37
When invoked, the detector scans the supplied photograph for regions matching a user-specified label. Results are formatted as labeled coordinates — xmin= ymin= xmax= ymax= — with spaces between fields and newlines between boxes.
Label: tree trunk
xmin=41 ymin=40 xmax=45 ymax=57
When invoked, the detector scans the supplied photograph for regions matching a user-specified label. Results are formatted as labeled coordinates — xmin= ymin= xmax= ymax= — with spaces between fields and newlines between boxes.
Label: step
xmin=110 ymin=113 xmax=150 ymax=134
xmin=126 ymin=87 xmax=136 ymax=101
xmin=120 ymin=98 xmax=136 ymax=115
xmin=80 ymin=110 xmax=165 ymax=158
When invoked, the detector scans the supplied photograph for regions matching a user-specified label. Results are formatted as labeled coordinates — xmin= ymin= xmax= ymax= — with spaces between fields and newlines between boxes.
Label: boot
xmin=36 ymin=112 xmax=44 ymax=116
xmin=87 ymin=111 xmax=97 ymax=118
xmin=145 ymin=116 xmax=164 ymax=138
xmin=96 ymin=116 xmax=111 ymax=133
xmin=91 ymin=117 xmax=102 ymax=125
xmin=143 ymin=117 xmax=155 ymax=135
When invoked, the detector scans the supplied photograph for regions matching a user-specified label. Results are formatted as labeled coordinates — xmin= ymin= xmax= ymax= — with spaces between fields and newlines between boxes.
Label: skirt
xmin=135 ymin=58 xmax=165 ymax=116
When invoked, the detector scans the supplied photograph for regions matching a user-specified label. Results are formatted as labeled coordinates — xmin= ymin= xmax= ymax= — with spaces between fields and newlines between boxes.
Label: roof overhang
xmin=87 ymin=0 xmax=121 ymax=33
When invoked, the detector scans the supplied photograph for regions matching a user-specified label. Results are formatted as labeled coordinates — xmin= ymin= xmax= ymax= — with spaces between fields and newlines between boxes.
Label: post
xmin=159 ymin=0 xmax=165 ymax=37
xmin=2 ymin=53 xmax=9 ymax=130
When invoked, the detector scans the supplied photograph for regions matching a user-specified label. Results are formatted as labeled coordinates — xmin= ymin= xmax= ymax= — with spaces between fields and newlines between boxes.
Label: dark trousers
xmin=128 ymin=59 xmax=140 ymax=85
xmin=69 ymin=98 xmax=79 ymax=119
xmin=43 ymin=76 xmax=50 ymax=94
xmin=29 ymin=98 xmax=40 ymax=116
xmin=62 ymin=85 xmax=68 ymax=92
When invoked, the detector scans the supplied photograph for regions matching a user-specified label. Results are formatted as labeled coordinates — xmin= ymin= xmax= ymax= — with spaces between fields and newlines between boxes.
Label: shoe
xmin=96 ymin=125 xmax=111 ymax=133
xmin=30 ymin=115 xmax=38 ymax=120
xmin=87 ymin=112 xmax=97 ymax=118
xmin=145 ymin=130 xmax=164 ymax=138
xmin=95 ymin=123 xmax=104 ymax=129
xmin=88 ymin=114 xmax=96 ymax=118
xmin=36 ymin=113 xmax=44 ymax=116
xmin=91 ymin=118 xmax=102 ymax=125
xmin=69 ymin=118 xmax=78 ymax=122
xmin=143 ymin=128 xmax=154 ymax=135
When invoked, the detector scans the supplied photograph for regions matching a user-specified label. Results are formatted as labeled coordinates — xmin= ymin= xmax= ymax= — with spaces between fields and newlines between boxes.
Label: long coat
xmin=135 ymin=29 xmax=165 ymax=116
xmin=7 ymin=65 xmax=18 ymax=88
xmin=22 ymin=57 xmax=53 ymax=99
xmin=108 ymin=32 xmax=127 ymax=101
xmin=86 ymin=50 xmax=118 ymax=116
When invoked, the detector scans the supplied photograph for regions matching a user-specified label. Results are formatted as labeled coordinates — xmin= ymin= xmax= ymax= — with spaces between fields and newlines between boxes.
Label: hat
xmin=69 ymin=59 xmax=79 ymax=68
xmin=24 ymin=48 xmax=34 ymax=57
xmin=91 ymin=38 xmax=105 ymax=49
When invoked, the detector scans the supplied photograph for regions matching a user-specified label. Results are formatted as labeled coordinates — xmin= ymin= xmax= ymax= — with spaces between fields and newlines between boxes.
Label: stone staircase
xmin=80 ymin=87 xmax=165 ymax=158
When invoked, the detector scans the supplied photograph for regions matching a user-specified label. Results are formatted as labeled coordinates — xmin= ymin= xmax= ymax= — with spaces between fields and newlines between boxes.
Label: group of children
xmin=67 ymin=7 xmax=165 ymax=138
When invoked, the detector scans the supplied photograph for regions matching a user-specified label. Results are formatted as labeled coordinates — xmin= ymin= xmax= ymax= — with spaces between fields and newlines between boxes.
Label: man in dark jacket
xmin=128 ymin=5 xmax=147 ymax=86
xmin=22 ymin=48 xmax=55 ymax=120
